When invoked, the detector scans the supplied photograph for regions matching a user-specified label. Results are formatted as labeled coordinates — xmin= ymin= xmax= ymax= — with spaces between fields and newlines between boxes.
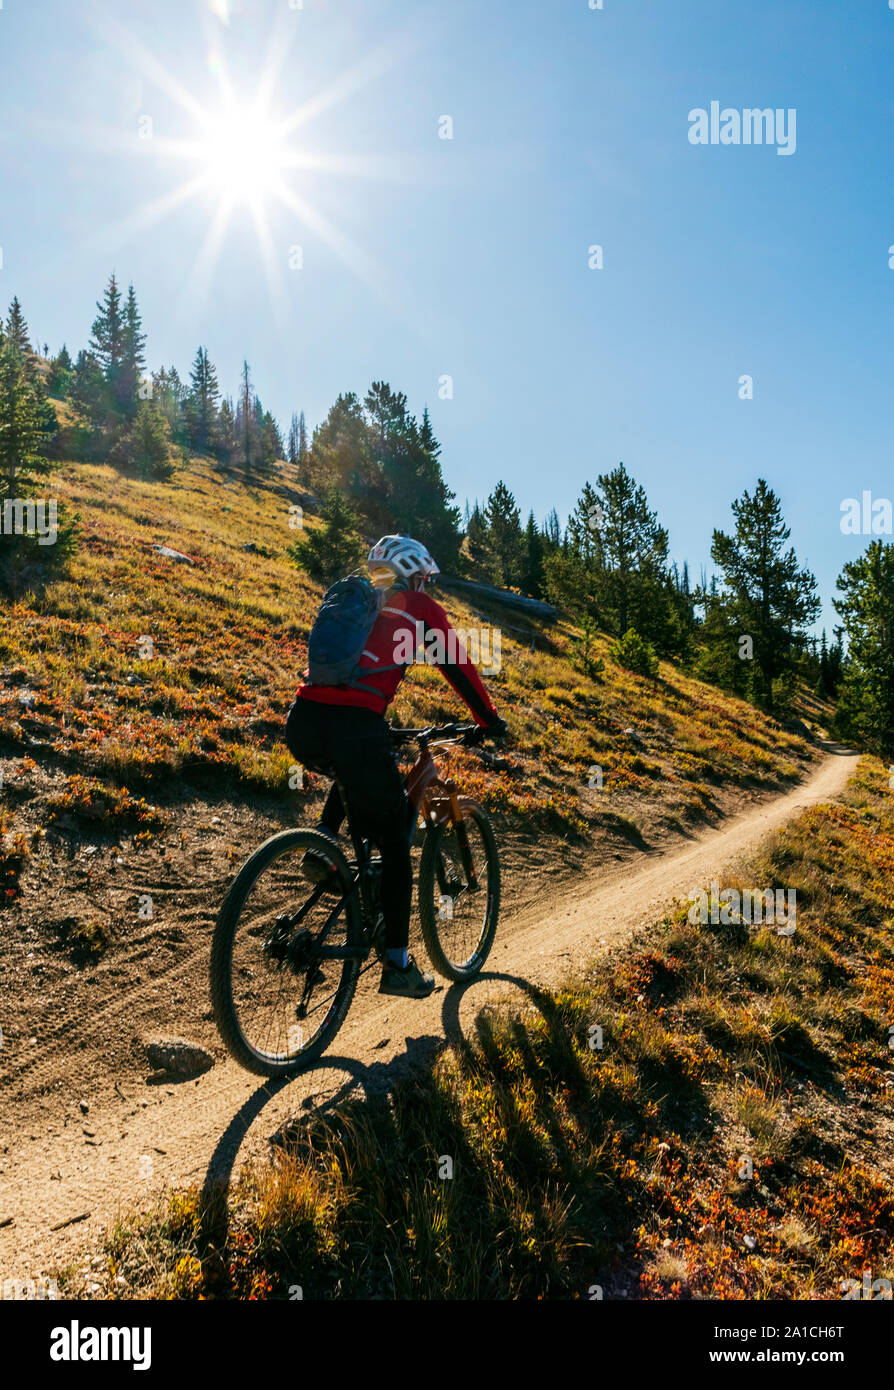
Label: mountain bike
xmin=209 ymin=721 xmax=502 ymax=1076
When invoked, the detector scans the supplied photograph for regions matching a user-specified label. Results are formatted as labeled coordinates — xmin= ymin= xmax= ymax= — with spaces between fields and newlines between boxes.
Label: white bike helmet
xmin=367 ymin=535 xmax=440 ymax=585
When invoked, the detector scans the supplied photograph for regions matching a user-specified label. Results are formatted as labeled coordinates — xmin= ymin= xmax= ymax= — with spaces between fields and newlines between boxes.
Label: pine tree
xmin=412 ymin=406 xmax=460 ymax=568
xmin=597 ymin=463 xmax=668 ymax=638
xmin=832 ymin=541 xmax=894 ymax=754
xmin=483 ymin=481 xmax=523 ymax=587
xmin=215 ymin=396 xmax=237 ymax=461
xmin=544 ymin=508 xmax=561 ymax=549
xmin=567 ymin=482 xmax=606 ymax=570
xmin=464 ymin=502 xmax=489 ymax=572
xmin=120 ymin=283 xmax=146 ymax=416
xmin=187 ymin=346 xmax=220 ymax=452
xmin=710 ymin=479 xmax=820 ymax=712
xmin=520 ymin=510 xmax=545 ymax=597
xmin=308 ymin=392 xmax=372 ymax=501
xmin=151 ymin=366 xmax=186 ymax=441
xmin=239 ymin=360 xmax=253 ymax=471
xmin=419 ymin=406 xmax=439 ymax=460
xmin=365 ymin=380 xmax=412 ymax=526
xmin=829 ymin=627 xmax=844 ymax=691
xmin=248 ymin=393 xmax=281 ymax=469
xmin=301 ymin=383 xmax=460 ymax=564
xmin=288 ymin=411 xmax=300 ymax=466
xmin=28 ymin=355 xmax=59 ymax=442
xmin=297 ymin=410 xmax=308 ymax=473
xmin=815 ymin=628 xmax=831 ymax=699
xmin=47 ymin=345 xmax=73 ymax=397
xmin=289 ymin=486 xmax=365 ymax=585
xmin=258 ymin=409 xmax=284 ymax=468
xmin=5 ymin=297 xmax=30 ymax=355
xmin=365 ymin=380 xmax=407 ymax=449
xmin=69 ymin=350 xmax=106 ymax=423
xmin=107 ymin=399 xmax=177 ymax=481
xmin=0 ymin=343 xmax=46 ymax=494
xmin=544 ymin=484 xmax=604 ymax=622
xmin=543 ymin=469 xmax=692 ymax=657
xmin=0 ymin=342 xmax=74 ymax=580
xmin=90 ymin=274 xmax=126 ymax=415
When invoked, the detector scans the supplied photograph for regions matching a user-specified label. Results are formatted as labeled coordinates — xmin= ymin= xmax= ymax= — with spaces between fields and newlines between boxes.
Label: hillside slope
xmin=0 ymin=451 xmax=832 ymax=1282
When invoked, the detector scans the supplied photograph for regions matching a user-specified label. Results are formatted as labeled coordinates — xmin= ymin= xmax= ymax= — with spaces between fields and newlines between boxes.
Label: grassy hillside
xmin=86 ymin=758 xmax=894 ymax=1301
xmin=0 ymin=449 xmax=826 ymax=1082
xmin=0 ymin=450 xmax=818 ymax=885
xmin=1 ymin=448 xmax=867 ymax=1303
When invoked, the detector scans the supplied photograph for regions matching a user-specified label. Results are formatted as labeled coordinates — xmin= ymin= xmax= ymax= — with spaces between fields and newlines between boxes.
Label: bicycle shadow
xmin=197 ymin=968 xmax=552 ymax=1290
xmin=197 ymin=1032 xmax=444 ymax=1277
xmin=439 ymin=968 xmax=551 ymax=1053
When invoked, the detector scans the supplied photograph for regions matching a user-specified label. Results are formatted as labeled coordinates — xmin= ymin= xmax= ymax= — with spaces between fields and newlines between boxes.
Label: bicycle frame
xmin=329 ymin=734 xmax=483 ymax=938
xmin=405 ymin=742 xmax=481 ymax=891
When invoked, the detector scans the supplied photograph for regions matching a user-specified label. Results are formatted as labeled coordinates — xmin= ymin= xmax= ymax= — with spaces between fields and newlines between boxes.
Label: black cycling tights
xmin=285 ymin=699 xmax=412 ymax=950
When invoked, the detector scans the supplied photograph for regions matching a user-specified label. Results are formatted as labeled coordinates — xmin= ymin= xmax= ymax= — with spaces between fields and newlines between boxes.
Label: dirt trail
xmin=0 ymin=746 xmax=858 ymax=1285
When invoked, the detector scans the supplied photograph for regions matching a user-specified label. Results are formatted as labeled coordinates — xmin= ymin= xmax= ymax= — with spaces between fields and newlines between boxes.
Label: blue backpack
xmin=306 ymin=573 xmax=403 ymax=694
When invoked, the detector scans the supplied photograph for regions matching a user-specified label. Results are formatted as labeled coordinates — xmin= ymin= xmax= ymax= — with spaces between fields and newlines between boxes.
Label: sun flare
xmin=79 ymin=7 xmax=421 ymax=325
xmin=197 ymin=106 xmax=288 ymax=205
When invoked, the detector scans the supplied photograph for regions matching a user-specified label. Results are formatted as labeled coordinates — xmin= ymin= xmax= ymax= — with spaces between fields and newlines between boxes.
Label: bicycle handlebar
xmin=389 ymin=721 xmax=486 ymax=748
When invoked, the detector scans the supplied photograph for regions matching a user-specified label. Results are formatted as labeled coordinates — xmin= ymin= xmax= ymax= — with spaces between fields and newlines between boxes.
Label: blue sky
xmin=1 ymin=0 xmax=893 ymax=633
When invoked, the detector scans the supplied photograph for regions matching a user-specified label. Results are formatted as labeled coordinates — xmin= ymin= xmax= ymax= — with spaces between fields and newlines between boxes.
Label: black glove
xmin=485 ymin=716 xmax=508 ymax=739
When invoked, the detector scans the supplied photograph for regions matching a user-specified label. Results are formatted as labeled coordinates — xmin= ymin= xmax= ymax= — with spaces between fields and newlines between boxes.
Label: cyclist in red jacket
xmin=286 ymin=535 xmax=506 ymax=999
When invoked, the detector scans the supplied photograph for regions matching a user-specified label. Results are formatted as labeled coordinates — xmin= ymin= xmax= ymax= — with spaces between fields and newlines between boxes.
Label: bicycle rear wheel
xmin=417 ymin=801 xmax=500 ymax=981
xmin=210 ymin=828 xmax=362 ymax=1076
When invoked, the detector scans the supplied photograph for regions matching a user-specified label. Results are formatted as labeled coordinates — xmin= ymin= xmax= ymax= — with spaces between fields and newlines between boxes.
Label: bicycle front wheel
xmin=417 ymin=801 xmax=500 ymax=981
xmin=210 ymin=828 xmax=362 ymax=1076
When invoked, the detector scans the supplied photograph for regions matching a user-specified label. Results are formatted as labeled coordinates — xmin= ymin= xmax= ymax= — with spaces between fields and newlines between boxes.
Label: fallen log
xmin=437 ymin=574 xmax=558 ymax=620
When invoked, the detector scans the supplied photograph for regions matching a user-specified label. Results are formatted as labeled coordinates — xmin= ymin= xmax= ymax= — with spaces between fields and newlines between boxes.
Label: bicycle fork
xmin=451 ymin=815 xmax=480 ymax=891
xmin=408 ymin=750 xmax=480 ymax=894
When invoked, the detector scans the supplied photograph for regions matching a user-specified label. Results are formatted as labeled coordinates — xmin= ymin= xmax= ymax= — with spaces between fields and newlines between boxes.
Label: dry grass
xmin=89 ymin=758 xmax=894 ymax=1301
xmin=0 ymin=452 xmax=816 ymax=835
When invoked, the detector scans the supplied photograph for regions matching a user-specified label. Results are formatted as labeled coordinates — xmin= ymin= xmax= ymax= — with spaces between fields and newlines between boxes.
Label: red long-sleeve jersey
xmin=297 ymin=587 xmax=500 ymax=726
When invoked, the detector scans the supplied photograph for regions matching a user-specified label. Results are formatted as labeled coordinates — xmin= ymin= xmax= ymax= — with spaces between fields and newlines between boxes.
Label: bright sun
xmin=88 ymin=6 xmax=413 ymax=325
xmin=198 ymin=106 xmax=288 ymax=204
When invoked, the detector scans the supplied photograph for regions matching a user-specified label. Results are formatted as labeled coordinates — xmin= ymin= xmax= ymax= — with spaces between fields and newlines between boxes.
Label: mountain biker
xmin=285 ymin=534 xmax=507 ymax=1000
